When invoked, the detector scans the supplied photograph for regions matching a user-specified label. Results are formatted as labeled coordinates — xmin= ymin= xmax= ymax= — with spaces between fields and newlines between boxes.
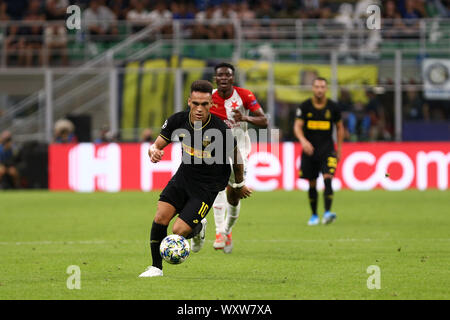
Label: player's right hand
xmin=148 ymin=146 xmax=164 ymax=163
xmin=301 ymin=140 xmax=314 ymax=156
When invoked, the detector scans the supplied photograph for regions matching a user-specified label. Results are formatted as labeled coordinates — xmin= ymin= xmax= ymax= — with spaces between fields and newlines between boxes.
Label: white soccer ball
xmin=159 ymin=234 xmax=190 ymax=265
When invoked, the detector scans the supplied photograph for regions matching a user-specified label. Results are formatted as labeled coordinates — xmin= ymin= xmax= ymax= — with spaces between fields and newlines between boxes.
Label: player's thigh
xmin=157 ymin=178 xmax=187 ymax=225
xmin=159 ymin=178 xmax=187 ymax=213
xmin=300 ymin=154 xmax=320 ymax=180
xmin=320 ymin=152 xmax=338 ymax=177
xmin=172 ymin=217 xmax=192 ymax=237
xmin=178 ymin=192 xmax=217 ymax=229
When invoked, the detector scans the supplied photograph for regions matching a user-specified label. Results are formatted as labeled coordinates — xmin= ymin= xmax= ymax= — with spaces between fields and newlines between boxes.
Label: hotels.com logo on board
xmin=49 ymin=142 xmax=450 ymax=192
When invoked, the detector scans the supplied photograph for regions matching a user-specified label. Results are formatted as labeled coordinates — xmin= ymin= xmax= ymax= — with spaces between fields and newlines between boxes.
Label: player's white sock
xmin=224 ymin=201 xmax=240 ymax=234
xmin=213 ymin=190 xmax=227 ymax=234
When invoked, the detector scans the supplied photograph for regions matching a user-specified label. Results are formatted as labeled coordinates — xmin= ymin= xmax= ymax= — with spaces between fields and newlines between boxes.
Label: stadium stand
xmin=0 ymin=0 xmax=449 ymax=188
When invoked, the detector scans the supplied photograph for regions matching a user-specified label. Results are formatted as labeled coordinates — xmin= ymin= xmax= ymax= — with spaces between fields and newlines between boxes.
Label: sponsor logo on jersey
xmin=182 ymin=143 xmax=212 ymax=159
xmin=202 ymin=136 xmax=211 ymax=147
xmin=307 ymin=120 xmax=331 ymax=130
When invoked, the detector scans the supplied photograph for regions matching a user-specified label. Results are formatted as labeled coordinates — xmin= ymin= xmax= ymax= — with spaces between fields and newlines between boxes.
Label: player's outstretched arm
xmin=148 ymin=136 xmax=169 ymax=163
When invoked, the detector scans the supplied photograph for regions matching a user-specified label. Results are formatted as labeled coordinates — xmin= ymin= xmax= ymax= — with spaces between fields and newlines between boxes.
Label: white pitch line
xmin=0 ymin=238 xmax=449 ymax=246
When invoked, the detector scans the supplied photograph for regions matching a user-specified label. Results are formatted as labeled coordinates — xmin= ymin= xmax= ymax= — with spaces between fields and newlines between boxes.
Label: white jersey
xmin=210 ymin=86 xmax=262 ymax=159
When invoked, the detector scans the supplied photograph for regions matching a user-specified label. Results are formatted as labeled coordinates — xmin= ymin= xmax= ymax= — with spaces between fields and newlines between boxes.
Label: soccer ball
xmin=160 ymin=234 xmax=190 ymax=264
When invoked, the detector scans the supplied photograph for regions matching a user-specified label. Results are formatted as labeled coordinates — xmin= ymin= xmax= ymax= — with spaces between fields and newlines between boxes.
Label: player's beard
xmin=314 ymin=93 xmax=325 ymax=103
xmin=218 ymin=81 xmax=233 ymax=96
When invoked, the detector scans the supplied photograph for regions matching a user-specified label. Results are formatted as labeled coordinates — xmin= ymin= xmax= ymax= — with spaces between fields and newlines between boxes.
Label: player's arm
xmin=335 ymin=120 xmax=344 ymax=162
xmin=232 ymin=145 xmax=244 ymax=184
xmin=294 ymin=118 xmax=314 ymax=156
xmin=230 ymin=145 xmax=252 ymax=199
xmin=232 ymin=107 xmax=268 ymax=128
xmin=150 ymin=113 xmax=180 ymax=163
xmin=148 ymin=136 xmax=169 ymax=163
xmin=233 ymin=89 xmax=268 ymax=128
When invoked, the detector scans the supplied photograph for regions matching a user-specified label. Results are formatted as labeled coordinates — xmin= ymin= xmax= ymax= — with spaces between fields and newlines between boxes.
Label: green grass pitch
xmin=0 ymin=190 xmax=449 ymax=300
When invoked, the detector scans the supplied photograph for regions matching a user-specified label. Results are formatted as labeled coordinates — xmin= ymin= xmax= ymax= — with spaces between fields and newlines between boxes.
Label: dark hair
xmin=190 ymin=80 xmax=213 ymax=94
xmin=214 ymin=62 xmax=235 ymax=74
xmin=313 ymin=77 xmax=328 ymax=84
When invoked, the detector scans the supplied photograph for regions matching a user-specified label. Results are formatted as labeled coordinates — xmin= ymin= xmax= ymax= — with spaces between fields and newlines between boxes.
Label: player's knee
xmin=172 ymin=221 xmax=192 ymax=238
xmin=309 ymin=179 xmax=317 ymax=188
xmin=155 ymin=201 xmax=176 ymax=225
xmin=154 ymin=212 xmax=171 ymax=226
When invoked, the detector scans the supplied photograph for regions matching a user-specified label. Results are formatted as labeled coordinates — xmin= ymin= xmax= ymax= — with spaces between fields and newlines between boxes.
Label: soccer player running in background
xmin=210 ymin=62 xmax=268 ymax=253
xmin=139 ymin=80 xmax=251 ymax=277
xmin=294 ymin=77 xmax=344 ymax=226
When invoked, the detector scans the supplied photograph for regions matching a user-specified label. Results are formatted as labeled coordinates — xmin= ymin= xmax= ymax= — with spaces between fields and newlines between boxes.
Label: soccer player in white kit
xmin=210 ymin=63 xmax=268 ymax=253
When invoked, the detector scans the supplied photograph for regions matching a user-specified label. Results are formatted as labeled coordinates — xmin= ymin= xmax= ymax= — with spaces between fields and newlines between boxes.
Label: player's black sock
xmin=150 ymin=221 xmax=167 ymax=270
xmin=308 ymin=186 xmax=318 ymax=215
xmin=185 ymin=222 xmax=202 ymax=239
xmin=324 ymin=178 xmax=333 ymax=212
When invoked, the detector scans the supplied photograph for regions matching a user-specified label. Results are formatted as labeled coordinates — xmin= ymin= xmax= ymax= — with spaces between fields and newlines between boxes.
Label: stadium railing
xmin=0 ymin=20 xmax=166 ymax=142
xmin=1 ymin=18 xmax=449 ymax=66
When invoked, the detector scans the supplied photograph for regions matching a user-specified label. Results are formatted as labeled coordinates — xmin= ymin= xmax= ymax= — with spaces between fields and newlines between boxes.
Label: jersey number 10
xmin=198 ymin=202 xmax=209 ymax=218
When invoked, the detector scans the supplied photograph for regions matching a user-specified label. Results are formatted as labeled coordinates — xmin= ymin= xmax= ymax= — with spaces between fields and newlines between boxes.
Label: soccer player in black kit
xmin=294 ymin=77 xmax=344 ymax=226
xmin=139 ymin=80 xmax=251 ymax=277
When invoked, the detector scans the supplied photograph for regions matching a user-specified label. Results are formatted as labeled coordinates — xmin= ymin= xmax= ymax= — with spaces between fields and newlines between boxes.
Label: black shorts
xmin=159 ymin=176 xmax=218 ymax=229
xmin=299 ymin=151 xmax=337 ymax=180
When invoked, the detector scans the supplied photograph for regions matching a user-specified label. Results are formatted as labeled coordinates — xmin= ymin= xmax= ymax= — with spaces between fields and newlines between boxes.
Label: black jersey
xmin=296 ymin=98 xmax=341 ymax=157
xmin=159 ymin=110 xmax=237 ymax=193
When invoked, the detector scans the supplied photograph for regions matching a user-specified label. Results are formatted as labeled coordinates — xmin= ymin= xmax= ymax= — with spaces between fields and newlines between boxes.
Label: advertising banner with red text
xmin=49 ymin=142 xmax=450 ymax=192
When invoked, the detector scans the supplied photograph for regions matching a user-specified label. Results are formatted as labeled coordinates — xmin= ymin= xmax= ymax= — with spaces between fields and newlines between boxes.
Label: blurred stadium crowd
xmin=1 ymin=0 xmax=450 ymax=66
xmin=2 ymin=0 xmax=450 ymax=25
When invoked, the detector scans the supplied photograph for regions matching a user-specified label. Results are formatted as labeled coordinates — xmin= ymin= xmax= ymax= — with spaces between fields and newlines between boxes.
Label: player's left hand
xmin=232 ymin=109 xmax=246 ymax=122
xmin=236 ymin=185 xmax=252 ymax=199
